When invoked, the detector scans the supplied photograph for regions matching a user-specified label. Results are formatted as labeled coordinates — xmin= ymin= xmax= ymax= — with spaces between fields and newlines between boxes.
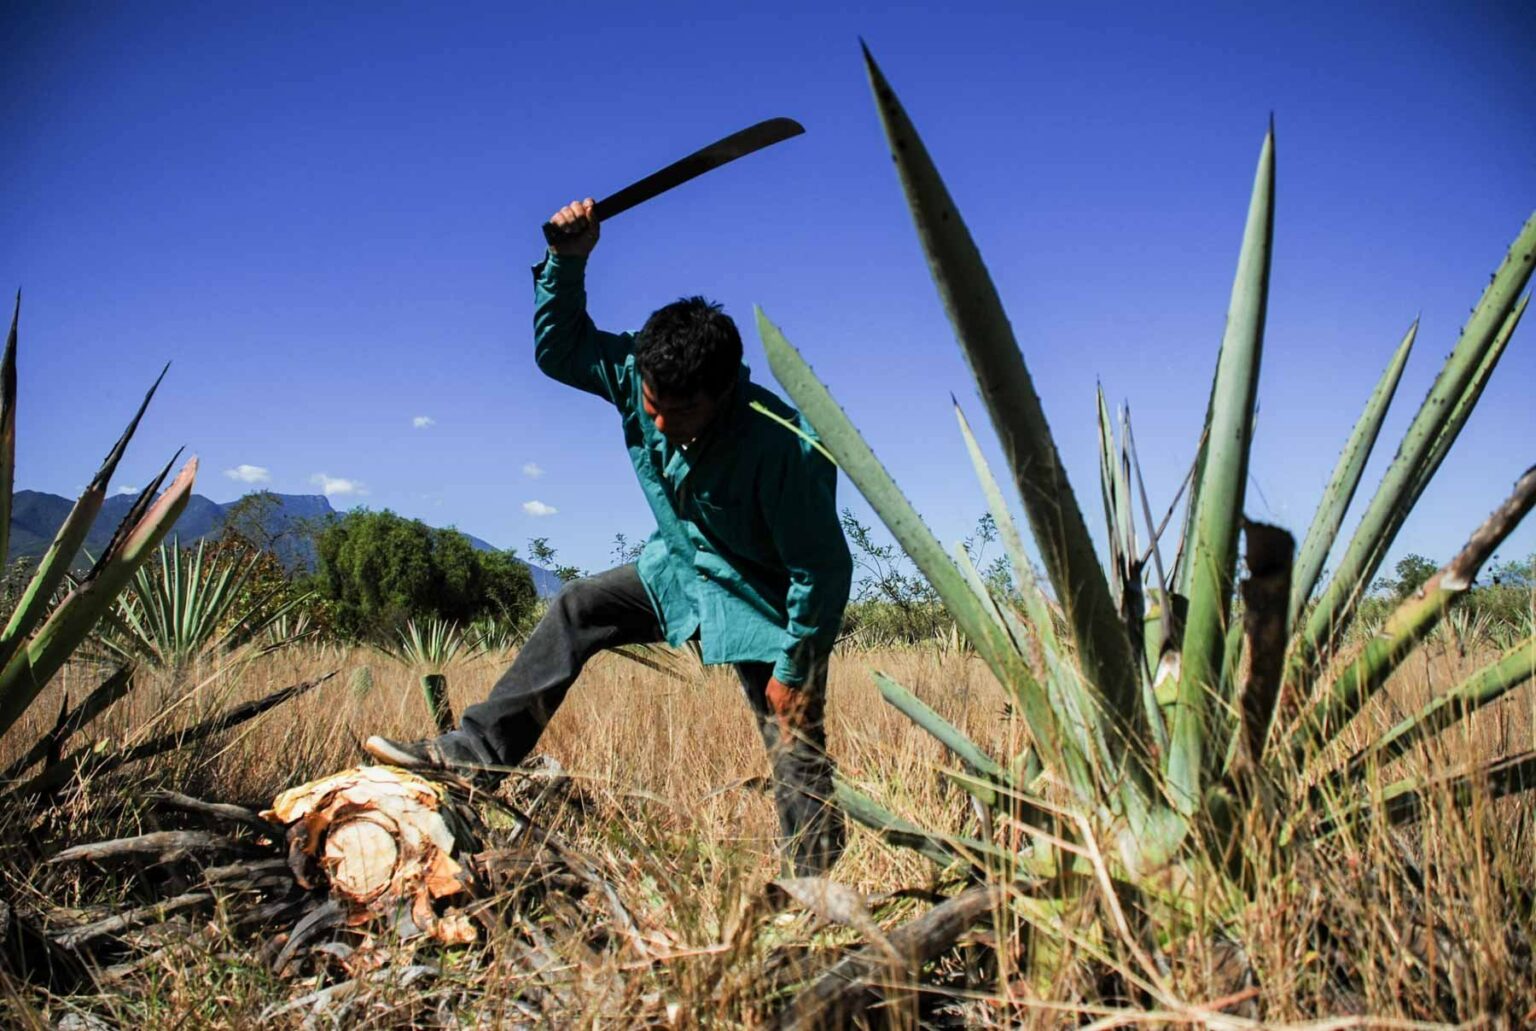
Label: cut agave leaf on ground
xmin=16 ymin=671 xmax=334 ymax=798
xmin=1313 ymin=748 xmax=1536 ymax=837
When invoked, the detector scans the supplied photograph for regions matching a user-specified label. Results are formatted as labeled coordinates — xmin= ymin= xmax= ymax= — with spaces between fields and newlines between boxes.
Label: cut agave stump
xmin=264 ymin=766 xmax=481 ymax=944
xmin=42 ymin=757 xmax=657 ymax=1014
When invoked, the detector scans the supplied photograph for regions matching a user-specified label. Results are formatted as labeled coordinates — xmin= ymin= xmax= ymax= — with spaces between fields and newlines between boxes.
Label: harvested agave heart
xmin=264 ymin=765 xmax=480 ymax=944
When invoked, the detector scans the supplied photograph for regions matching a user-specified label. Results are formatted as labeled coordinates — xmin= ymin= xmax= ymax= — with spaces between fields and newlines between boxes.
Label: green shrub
xmin=309 ymin=509 xmax=536 ymax=641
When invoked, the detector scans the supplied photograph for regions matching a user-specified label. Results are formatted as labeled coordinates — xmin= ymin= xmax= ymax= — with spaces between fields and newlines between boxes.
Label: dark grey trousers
xmin=453 ymin=564 xmax=845 ymax=875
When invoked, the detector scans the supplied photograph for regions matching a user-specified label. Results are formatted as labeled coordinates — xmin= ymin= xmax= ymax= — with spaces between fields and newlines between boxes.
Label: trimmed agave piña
xmin=0 ymin=296 xmax=198 ymax=744
xmin=756 ymin=46 xmax=1535 ymax=980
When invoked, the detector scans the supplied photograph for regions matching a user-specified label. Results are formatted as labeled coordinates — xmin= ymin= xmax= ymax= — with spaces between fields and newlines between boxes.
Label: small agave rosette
xmin=264 ymin=766 xmax=479 ymax=943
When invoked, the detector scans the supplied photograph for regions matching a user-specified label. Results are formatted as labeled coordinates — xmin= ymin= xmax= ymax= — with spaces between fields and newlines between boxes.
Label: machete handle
xmin=541 ymin=215 xmax=592 ymax=247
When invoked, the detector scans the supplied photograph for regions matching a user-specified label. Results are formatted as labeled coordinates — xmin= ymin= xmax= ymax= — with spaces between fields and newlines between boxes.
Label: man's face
xmin=642 ymin=379 xmax=727 ymax=444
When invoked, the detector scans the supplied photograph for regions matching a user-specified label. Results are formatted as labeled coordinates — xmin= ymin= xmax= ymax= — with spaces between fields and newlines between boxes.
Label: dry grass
xmin=2 ymin=634 xmax=1533 ymax=1026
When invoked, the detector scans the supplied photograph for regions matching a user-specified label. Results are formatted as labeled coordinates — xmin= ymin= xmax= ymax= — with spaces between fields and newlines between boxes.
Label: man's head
xmin=635 ymin=296 xmax=742 ymax=443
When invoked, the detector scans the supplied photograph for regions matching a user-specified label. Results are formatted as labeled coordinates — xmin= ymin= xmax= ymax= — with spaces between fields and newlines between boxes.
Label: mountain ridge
xmin=7 ymin=490 xmax=566 ymax=598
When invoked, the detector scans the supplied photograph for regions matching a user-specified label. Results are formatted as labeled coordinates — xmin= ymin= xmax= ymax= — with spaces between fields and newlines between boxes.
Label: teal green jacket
xmin=533 ymin=252 xmax=852 ymax=686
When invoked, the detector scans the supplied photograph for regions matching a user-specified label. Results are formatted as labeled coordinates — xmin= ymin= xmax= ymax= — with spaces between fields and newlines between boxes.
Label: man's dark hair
xmin=635 ymin=296 xmax=742 ymax=398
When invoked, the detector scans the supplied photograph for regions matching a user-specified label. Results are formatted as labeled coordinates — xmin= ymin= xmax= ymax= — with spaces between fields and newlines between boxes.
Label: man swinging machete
xmin=366 ymin=119 xmax=854 ymax=875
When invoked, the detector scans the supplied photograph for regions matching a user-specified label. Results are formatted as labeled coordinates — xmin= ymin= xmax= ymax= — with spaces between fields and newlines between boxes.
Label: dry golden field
xmin=3 ymin=632 xmax=1533 ymax=1027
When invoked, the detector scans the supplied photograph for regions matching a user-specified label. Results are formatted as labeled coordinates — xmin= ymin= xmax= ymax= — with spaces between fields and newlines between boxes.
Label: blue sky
xmin=3 ymin=1 xmax=1533 ymax=579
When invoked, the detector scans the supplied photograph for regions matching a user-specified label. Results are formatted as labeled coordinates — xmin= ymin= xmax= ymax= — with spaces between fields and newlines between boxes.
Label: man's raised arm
xmin=532 ymin=198 xmax=633 ymax=405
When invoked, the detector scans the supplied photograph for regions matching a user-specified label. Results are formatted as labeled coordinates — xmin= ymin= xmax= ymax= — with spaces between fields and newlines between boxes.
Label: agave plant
xmin=93 ymin=535 xmax=313 ymax=674
xmin=0 ymin=297 xmax=197 ymax=746
xmin=468 ymin=614 xmax=524 ymax=659
xmin=385 ymin=616 xmax=472 ymax=733
xmin=755 ymin=47 xmax=1535 ymax=979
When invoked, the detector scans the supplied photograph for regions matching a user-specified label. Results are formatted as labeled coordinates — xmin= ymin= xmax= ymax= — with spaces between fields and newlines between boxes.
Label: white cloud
xmin=522 ymin=462 xmax=545 ymax=479
xmin=412 ymin=416 xmax=435 ymax=429
xmin=116 ymin=485 xmax=138 ymax=495
xmin=224 ymin=464 xmax=272 ymax=484
xmin=311 ymin=473 xmax=367 ymax=498
xmin=522 ymin=500 xmax=558 ymax=517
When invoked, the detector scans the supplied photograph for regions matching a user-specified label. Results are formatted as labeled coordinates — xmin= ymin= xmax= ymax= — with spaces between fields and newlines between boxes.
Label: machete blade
xmin=543 ymin=117 xmax=804 ymax=244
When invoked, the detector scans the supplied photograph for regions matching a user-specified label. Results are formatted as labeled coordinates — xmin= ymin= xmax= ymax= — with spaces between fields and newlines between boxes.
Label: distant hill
xmin=7 ymin=490 xmax=565 ymax=598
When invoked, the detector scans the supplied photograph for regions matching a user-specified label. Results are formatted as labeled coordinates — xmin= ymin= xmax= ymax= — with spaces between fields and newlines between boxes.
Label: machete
xmin=541 ymin=117 xmax=804 ymax=245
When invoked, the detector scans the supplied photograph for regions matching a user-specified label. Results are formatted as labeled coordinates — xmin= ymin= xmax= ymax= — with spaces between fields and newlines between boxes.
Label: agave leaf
xmin=952 ymin=402 xmax=1065 ymax=658
xmin=874 ymin=671 xmax=1009 ymax=782
xmin=1124 ymin=408 xmax=1173 ymax=656
xmin=1130 ymin=417 xmax=1186 ymax=758
xmin=0 ymin=665 xmax=133 ymax=781
xmin=952 ymin=403 xmax=1116 ymax=788
xmin=1096 ymin=397 xmax=1144 ymax=656
xmin=1385 ymin=749 xmax=1536 ymax=825
xmin=1327 ymin=635 xmax=1535 ymax=792
xmin=953 ymin=541 xmax=1108 ymax=801
xmin=1289 ymin=466 xmax=1536 ymax=767
xmin=1096 ymin=388 xmax=1125 ymax=608
xmin=0 ymin=367 xmax=170 ymax=666
xmin=0 ymin=295 xmax=16 ymax=570
xmin=862 ymin=45 xmax=1142 ymax=748
xmin=1407 ymin=293 xmax=1528 ymax=507
xmin=1298 ymin=214 xmax=1536 ymax=679
xmin=1173 ymin=401 xmax=1217 ymax=596
xmin=1114 ymin=408 xmax=1138 ymax=591
xmin=1287 ymin=321 xmax=1417 ymax=628
xmin=757 ymin=309 xmax=1072 ymax=778
xmin=0 ymin=458 xmax=197 ymax=738
xmin=89 ymin=445 xmax=181 ymax=579
xmin=1204 ymin=618 xmax=1248 ymax=786
xmin=941 ymin=769 xmax=1083 ymax=873
xmin=1314 ymin=748 xmax=1536 ymax=837
xmin=1168 ymin=124 xmax=1276 ymax=812
xmin=833 ymin=778 xmax=1001 ymax=869
xmin=952 ymin=541 xmax=1024 ymax=655
xmin=954 ymin=411 xmax=1091 ymax=699
xmin=18 ymin=667 xmax=329 ymax=798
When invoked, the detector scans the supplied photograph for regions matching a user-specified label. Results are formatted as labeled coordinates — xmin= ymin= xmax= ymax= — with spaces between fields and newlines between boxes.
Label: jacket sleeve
xmin=762 ymin=427 xmax=853 ymax=687
xmin=532 ymin=252 xmax=634 ymax=406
